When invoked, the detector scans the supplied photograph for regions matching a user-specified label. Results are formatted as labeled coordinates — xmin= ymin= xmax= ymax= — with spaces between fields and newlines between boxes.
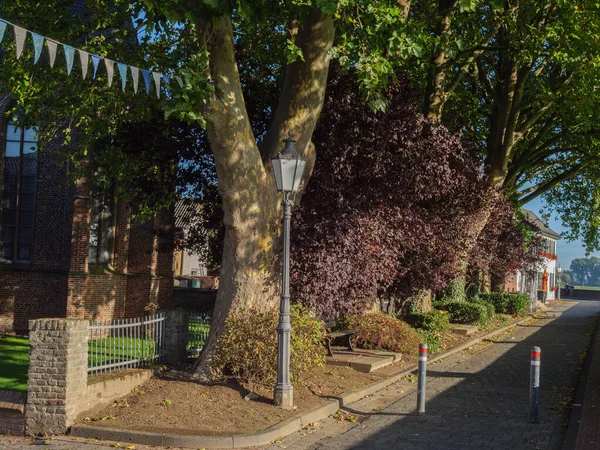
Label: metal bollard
xmin=529 ymin=346 xmax=541 ymax=423
xmin=417 ymin=343 xmax=428 ymax=415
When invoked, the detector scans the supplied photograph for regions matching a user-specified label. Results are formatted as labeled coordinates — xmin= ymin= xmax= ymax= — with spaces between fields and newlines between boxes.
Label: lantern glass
xmin=271 ymin=143 xmax=306 ymax=194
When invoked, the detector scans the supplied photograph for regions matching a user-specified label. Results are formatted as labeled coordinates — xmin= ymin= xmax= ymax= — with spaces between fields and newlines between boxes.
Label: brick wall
xmin=66 ymin=273 xmax=128 ymax=321
xmin=0 ymin=271 xmax=68 ymax=333
xmin=0 ymin=98 xmax=174 ymax=333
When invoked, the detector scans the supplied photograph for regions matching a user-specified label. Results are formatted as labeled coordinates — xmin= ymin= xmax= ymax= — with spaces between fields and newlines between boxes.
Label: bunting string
xmin=0 ymin=17 xmax=177 ymax=99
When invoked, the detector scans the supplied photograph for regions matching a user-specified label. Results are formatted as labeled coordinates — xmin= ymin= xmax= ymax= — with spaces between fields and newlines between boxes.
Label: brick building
xmin=0 ymin=95 xmax=173 ymax=333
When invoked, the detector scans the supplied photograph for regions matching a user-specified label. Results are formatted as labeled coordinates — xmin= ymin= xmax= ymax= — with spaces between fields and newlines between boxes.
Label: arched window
xmin=1 ymin=122 xmax=37 ymax=262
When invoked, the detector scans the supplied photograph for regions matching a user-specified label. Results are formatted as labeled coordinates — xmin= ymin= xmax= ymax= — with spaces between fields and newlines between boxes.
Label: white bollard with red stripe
xmin=529 ymin=346 xmax=541 ymax=423
xmin=417 ymin=343 xmax=428 ymax=415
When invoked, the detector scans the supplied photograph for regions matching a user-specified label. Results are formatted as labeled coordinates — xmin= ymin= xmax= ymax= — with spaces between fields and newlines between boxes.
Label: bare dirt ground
xmin=83 ymin=365 xmax=389 ymax=436
xmin=80 ymin=315 xmax=516 ymax=437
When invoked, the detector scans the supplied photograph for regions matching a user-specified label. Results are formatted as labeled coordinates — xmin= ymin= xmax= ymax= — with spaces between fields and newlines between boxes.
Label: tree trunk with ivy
xmin=192 ymin=11 xmax=334 ymax=378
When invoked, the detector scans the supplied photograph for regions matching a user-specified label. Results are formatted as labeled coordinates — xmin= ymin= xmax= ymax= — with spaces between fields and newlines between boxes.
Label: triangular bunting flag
xmin=78 ymin=50 xmax=89 ymax=79
xmin=31 ymin=32 xmax=44 ymax=64
xmin=0 ymin=20 xmax=7 ymax=44
xmin=161 ymin=74 xmax=170 ymax=85
xmin=47 ymin=40 xmax=58 ymax=68
xmin=152 ymin=72 xmax=161 ymax=99
xmin=14 ymin=26 xmax=27 ymax=60
xmin=117 ymin=62 xmax=128 ymax=91
xmin=175 ymin=76 xmax=183 ymax=88
xmin=63 ymin=45 xmax=75 ymax=75
xmin=92 ymin=55 xmax=101 ymax=79
xmin=142 ymin=70 xmax=151 ymax=95
xmin=104 ymin=59 xmax=114 ymax=87
xmin=130 ymin=66 xmax=140 ymax=94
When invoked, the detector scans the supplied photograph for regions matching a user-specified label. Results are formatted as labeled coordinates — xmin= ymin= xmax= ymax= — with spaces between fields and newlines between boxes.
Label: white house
xmin=512 ymin=209 xmax=560 ymax=301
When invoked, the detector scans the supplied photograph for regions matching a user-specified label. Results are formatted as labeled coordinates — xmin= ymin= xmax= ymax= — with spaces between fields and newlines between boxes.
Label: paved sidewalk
xmin=1 ymin=301 xmax=597 ymax=450
xmin=265 ymin=301 xmax=599 ymax=450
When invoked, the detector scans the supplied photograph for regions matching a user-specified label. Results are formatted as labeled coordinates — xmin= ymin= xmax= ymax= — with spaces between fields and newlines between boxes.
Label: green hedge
xmin=466 ymin=297 xmax=495 ymax=320
xmin=433 ymin=300 xmax=491 ymax=326
xmin=480 ymin=292 xmax=529 ymax=316
xmin=407 ymin=309 xmax=450 ymax=332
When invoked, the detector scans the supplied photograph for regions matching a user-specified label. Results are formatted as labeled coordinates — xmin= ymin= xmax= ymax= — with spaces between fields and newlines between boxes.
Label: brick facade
xmin=0 ymin=96 xmax=173 ymax=333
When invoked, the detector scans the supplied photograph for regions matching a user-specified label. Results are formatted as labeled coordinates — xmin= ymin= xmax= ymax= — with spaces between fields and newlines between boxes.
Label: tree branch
xmin=519 ymin=164 xmax=583 ymax=204
xmin=260 ymin=8 xmax=335 ymax=181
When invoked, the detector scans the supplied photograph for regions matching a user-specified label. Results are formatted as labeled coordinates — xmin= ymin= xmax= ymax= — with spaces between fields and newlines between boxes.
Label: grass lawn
xmin=88 ymin=337 xmax=157 ymax=368
xmin=574 ymin=286 xmax=600 ymax=291
xmin=0 ymin=336 xmax=29 ymax=393
xmin=188 ymin=321 xmax=210 ymax=350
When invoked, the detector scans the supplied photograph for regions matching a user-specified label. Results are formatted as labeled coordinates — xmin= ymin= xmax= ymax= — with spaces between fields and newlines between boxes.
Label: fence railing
xmin=188 ymin=313 xmax=211 ymax=354
xmin=88 ymin=312 xmax=166 ymax=375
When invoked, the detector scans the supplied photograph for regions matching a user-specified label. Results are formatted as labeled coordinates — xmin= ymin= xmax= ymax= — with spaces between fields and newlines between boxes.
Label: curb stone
xmin=69 ymin=313 xmax=542 ymax=449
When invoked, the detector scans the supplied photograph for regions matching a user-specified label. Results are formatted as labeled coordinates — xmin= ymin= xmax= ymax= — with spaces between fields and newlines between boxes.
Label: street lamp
xmin=557 ymin=265 xmax=562 ymax=301
xmin=271 ymin=133 xmax=306 ymax=409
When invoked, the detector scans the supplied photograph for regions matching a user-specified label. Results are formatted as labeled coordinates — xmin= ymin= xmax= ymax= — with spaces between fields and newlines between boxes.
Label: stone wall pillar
xmin=26 ymin=319 xmax=88 ymax=435
xmin=164 ymin=309 xmax=189 ymax=364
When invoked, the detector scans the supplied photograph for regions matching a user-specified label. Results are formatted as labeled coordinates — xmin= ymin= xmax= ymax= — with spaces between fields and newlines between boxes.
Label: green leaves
xmin=284 ymin=39 xmax=305 ymax=64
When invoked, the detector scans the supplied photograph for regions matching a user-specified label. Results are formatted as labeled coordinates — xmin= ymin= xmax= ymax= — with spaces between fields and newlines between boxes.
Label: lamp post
xmin=557 ymin=265 xmax=562 ymax=301
xmin=270 ymin=134 xmax=306 ymax=409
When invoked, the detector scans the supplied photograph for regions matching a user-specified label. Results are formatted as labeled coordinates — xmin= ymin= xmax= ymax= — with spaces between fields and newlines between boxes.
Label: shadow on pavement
xmin=339 ymin=302 xmax=599 ymax=450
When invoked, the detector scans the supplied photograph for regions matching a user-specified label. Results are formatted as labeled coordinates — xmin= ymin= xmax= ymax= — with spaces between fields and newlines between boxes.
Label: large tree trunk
xmin=193 ymin=11 xmax=334 ymax=378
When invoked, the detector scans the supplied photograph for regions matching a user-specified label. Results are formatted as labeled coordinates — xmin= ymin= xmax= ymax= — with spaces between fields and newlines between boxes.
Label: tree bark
xmin=192 ymin=11 xmax=335 ymax=378
xmin=424 ymin=0 xmax=458 ymax=123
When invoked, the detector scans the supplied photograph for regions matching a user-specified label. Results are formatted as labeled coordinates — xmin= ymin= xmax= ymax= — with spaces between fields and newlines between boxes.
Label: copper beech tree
xmin=291 ymin=73 xmax=493 ymax=315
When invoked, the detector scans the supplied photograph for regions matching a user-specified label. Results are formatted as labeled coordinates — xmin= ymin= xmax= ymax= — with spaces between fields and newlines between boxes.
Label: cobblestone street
xmin=1 ymin=301 xmax=597 ymax=450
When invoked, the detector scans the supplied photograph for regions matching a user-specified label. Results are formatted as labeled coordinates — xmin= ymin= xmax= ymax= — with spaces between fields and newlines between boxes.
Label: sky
xmin=525 ymin=196 xmax=600 ymax=272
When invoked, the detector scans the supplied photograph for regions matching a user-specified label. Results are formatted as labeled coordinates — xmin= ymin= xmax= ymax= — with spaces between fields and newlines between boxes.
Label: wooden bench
xmin=323 ymin=317 xmax=356 ymax=357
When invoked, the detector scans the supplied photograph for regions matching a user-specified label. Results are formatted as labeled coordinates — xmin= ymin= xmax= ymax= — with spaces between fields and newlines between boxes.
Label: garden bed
xmin=76 ymin=314 xmax=519 ymax=437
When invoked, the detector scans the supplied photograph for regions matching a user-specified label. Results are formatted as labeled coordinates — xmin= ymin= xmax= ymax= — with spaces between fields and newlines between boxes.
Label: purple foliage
xmin=291 ymin=72 xmax=494 ymax=316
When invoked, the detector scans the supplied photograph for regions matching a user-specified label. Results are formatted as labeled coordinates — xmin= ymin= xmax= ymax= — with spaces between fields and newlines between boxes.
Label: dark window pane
xmin=21 ymin=154 xmax=37 ymax=177
xmin=1 ymin=209 xmax=16 ymax=226
xmin=19 ymin=209 xmax=34 ymax=226
xmin=17 ymin=245 xmax=30 ymax=261
xmin=17 ymin=227 xmax=32 ymax=244
xmin=20 ymin=193 xmax=35 ymax=210
xmin=2 ymin=244 xmax=14 ymax=260
xmin=2 ymin=193 xmax=17 ymax=210
xmin=1 ymin=225 xmax=15 ymax=242
xmin=4 ymin=158 xmax=19 ymax=182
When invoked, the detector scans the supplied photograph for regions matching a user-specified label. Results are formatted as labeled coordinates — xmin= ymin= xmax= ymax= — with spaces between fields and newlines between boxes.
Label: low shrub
xmin=506 ymin=294 xmax=529 ymax=316
xmin=479 ymin=292 xmax=509 ymax=314
xmin=214 ymin=304 xmax=326 ymax=385
xmin=338 ymin=313 xmax=421 ymax=355
xmin=480 ymin=292 xmax=530 ymax=316
xmin=434 ymin=300 xmax=491 ymax=326
xmin=417 ymin=330 xmax=442 ymax=354
xmin=466 ymin=297 xmax=495 ymax=320
xmin=407 ymin=309 xmax=450 ymax=332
